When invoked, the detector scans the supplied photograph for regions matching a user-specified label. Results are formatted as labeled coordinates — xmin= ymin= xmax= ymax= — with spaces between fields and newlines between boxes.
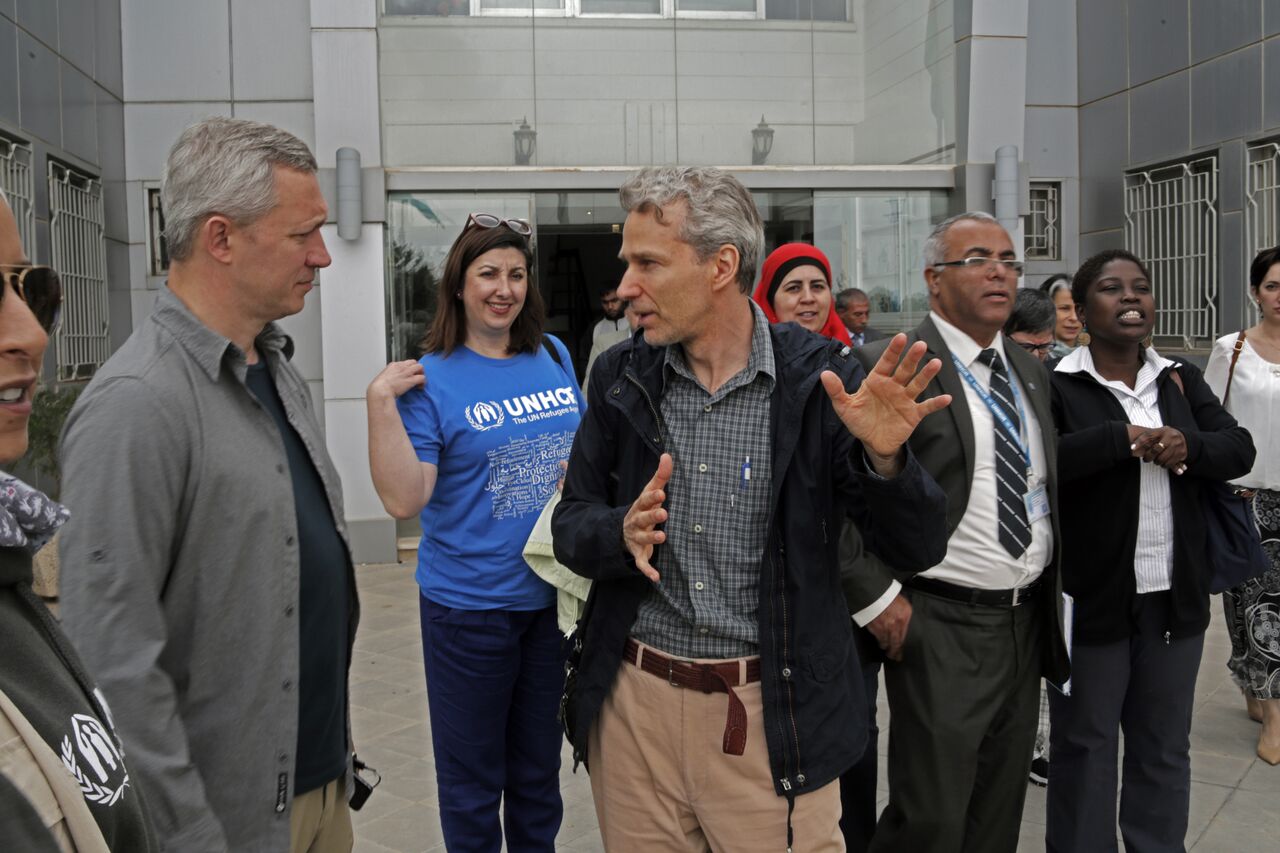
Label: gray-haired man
xmin=552 ymin=166 xmax=951 ymax=851
xmin=59 ymin=118 xmax=359 ymax=853
xmin=849 ymin=212 xmax=1068 ymax=853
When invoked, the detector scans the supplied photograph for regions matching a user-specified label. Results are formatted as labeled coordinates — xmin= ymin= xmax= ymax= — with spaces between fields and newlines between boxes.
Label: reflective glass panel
xmin=678 ymin=0 xmax=757 ymax=13
xmin=813 ymin=191 xmax=949 ymax=334
xmin=579 ymin=0 xmax=662 ymax=13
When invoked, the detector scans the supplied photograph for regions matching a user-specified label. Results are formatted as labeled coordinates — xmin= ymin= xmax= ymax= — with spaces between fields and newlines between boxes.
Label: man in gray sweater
xmin=58 ymin=118 xmax=359 ymax=853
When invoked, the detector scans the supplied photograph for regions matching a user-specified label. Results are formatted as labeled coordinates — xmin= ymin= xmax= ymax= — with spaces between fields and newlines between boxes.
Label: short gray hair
xmin=162 ymin=117 xmax=317 ymax=262
xmin=1004 ymin=287 xmax=1056 ymax=336
xmin=619 ymin=167 xmax=763 ymax=294
xmin=922 ymin=211 xmax=1000 ymax=268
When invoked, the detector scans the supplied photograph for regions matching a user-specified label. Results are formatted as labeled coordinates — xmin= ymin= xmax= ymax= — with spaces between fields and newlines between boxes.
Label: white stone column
xmin=310 ymin=0 xmax=395 ymax=562
xmin=953 ymin=0 xmax=1030 ymax=253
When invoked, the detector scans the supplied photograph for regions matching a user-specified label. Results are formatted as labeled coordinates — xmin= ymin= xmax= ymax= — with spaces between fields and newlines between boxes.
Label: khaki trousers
xmin=289 ymin=777 xmax=353 ymax=853
xmin=588 ymin=646 xmax=843 ymax=853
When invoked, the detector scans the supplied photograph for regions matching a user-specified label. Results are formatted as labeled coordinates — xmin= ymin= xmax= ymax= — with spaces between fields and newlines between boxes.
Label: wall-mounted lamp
xmin=336 ymin=147 xmax=362 ymax=241
xmin=751 ymin=116 xmax=774 ymax=166
xmin=514 ymin=117 xmax=537 ymax=166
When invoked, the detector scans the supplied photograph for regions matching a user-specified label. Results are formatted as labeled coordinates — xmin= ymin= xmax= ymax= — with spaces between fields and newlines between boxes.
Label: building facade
xmin=1 ymin=0 xmax=1277 ymax=559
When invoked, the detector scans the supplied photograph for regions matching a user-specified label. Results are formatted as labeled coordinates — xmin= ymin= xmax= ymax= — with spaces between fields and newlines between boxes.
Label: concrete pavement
xmin=347 ymin=561 xmax=1280 ymax=852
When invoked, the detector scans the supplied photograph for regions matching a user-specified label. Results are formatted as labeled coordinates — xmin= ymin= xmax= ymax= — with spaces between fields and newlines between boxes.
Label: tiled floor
xmin=349 ymin=562 xmax=1280 ymax=852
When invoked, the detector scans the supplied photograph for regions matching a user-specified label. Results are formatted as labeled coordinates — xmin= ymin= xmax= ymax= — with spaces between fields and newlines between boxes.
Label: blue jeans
xmin=420 ymin=596 xmax=567 ymax=852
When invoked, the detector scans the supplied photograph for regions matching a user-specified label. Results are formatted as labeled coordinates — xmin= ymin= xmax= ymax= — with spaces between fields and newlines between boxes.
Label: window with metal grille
xmin=1027 ymin=182 xmax=1060 ymax=260
xmin=0 ymin=135 xmax=36 ymax=258
xmin=147 ymin=188 xmax=170 ymax=275
xmin=1246 ymin=139 xmax=1280 ymax=326
xmin=1123 ymin=156 xmax=1218 ymax=348
xmin=48 ymin=161 xmax=110 ymax=381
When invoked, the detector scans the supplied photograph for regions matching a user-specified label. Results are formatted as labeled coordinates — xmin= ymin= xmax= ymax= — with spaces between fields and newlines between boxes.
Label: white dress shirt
xmin=1205 ymin=332 xmax=1280 ymax=490
xmin=1055 ymin=345 xmax=1175 ymax=593
xmin=853 ymin=314 xmax=1053 ymax=625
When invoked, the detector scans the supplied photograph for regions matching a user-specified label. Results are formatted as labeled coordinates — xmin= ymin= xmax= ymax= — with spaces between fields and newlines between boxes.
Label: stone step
xmin=396 ymin=536 xmax=420 ymax=564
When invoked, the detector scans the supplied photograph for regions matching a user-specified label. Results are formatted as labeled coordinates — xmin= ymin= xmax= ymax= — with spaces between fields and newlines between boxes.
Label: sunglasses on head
xmin=0 ymin=264 xmax=63 ymax=334
xmin=465 ymin=212 xmax=533 ymax=236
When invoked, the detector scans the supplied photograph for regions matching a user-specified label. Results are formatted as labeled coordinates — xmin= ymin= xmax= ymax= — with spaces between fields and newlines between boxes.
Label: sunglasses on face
xmin=0 ymin=264 xmax=63 ymax=334
xmin=465 ymin=212 xmax=533 ymax=236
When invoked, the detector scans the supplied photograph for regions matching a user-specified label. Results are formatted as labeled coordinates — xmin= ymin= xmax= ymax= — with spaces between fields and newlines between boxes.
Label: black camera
xmin=349 ymin=756 xmax=380 ymax=812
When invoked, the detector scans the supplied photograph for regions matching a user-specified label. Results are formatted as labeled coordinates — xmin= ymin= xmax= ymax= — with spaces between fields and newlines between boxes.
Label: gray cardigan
xmin=58 ymin=289 xmax=359 ymax=853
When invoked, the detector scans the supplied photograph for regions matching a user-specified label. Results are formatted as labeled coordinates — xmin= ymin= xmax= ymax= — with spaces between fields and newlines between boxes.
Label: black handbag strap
xmin=542 ymin=335 xmax=563 ymax=367
xmin=1222 ymin=330 xmax=1247 ymax=408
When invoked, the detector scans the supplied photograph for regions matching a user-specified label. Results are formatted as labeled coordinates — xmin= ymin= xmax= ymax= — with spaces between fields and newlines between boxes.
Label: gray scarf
xmin=0 ymin=472 xmax=69 ymax=553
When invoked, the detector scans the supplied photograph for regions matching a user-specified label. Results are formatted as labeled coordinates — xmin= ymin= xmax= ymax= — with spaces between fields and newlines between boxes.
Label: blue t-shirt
xmin=397 ymin=337 xmax=583 ymax=610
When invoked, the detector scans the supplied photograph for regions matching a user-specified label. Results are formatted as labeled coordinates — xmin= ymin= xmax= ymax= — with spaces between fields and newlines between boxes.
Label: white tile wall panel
xmin=312 ymin=29 xmax=380 ymax=168
xmin=322 ymin=397 xmax=386 ymax=524
xmin=318 ymin=223 xmax=386 ymax=399
xmin=124 ymin=102 xmax=232 ymax=179
xmin=232 ymin=0 xmax=313 ymax=101
xmin=231 ymin=100 xmax=317 ymax=153
xmin=310 ymin=0 xmax=376 ymax=30
xmin=121 ymin=0 xmax=230 ymax=102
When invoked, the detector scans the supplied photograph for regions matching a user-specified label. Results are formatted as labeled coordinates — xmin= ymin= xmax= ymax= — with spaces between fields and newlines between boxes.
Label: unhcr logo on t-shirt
xmin=464 ymin=401 xmax=505 ymax=431
xmin=464 ymin=386 xmax=579 ymax=431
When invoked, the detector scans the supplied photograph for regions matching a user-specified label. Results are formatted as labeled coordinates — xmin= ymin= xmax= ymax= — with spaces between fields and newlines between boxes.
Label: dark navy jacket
xmin=551 ymin=321 xmax=948 ymax=799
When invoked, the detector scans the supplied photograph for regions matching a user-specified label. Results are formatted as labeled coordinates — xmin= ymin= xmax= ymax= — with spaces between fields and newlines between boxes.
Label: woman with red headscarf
xmin=752 ymin=243 xmax=852 ymax=345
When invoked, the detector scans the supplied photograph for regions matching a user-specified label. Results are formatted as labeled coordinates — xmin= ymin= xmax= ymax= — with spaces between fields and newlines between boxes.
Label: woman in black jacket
xmin=0 ymin=192 xmax=157 ymax=850
xmin=1045 ymin=249 xmax=1255 ymax=853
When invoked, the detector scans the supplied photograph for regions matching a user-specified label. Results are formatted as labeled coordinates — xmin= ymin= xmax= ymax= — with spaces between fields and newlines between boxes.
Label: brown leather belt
xmin=623 ymin=638 xmax=760 ymax=756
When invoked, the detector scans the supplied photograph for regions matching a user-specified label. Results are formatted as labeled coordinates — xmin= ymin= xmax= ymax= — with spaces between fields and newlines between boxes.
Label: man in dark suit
xmin=849 ymin=212 xmax=1069 ymax=853
xmin=836 ymin=288 xmax=889 ymax=346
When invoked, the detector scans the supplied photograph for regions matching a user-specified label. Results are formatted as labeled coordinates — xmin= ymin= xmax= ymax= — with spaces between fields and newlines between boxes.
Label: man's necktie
xmin=977 ymin=348 xmax=1031 ymax=558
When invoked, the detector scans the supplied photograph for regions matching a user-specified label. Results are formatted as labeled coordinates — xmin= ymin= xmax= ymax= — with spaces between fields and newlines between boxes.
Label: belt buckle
xmin=668 ymin=658 xmax=679 ymax=688
xmin=1011 ymin=585 xmax=1022 ymax=607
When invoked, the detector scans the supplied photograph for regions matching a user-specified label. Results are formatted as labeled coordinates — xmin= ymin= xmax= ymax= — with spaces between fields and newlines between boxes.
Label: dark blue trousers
xmin=420 ymin=596 xmax=567 ymax=853
xmin=839 ymin=653 xmax=882 ymax=852
xmin=1046 ymin=592 xmax=1204 ymax=853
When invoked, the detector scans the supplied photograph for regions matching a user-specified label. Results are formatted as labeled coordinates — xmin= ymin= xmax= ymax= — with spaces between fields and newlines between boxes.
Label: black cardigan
xmin=1050 ymin=357 xmax=1255 ymax=643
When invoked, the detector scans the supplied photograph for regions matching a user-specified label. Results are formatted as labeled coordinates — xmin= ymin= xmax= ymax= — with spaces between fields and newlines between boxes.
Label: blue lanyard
xmin=950 ymin=352 xmax=1030 ymax=469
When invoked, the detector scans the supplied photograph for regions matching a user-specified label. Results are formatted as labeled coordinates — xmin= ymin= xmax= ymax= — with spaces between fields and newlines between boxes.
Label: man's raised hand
xmin=622 ymin=453 xmax=673 ymax=583
xmin=820 ymin=334 xmax=951 ymax=471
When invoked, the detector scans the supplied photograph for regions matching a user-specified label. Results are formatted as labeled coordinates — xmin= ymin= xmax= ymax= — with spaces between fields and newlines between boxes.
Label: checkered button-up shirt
xmin=630 ymin=302 xmax=776 ymax=659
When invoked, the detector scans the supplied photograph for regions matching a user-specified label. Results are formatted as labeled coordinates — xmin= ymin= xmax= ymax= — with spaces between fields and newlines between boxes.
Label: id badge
xmin=1025 ymin=483 xmax=1050 ymax=522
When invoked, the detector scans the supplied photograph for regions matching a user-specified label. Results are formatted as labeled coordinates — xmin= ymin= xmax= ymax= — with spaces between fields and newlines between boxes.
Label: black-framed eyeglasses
xmin=1015 ymin=340 xmax=1054 ymax=356
xmin=465 ymin=212 xmax=533 ymax=236
xmin=0 ymin=264 xmax=63 ymax=334
xmin=934 ymin=256 xmax=1025 ymax=276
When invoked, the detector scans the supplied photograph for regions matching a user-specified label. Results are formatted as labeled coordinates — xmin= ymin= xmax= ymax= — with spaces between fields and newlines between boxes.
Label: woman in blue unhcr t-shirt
xmin=366 ymin=214 xmax=582 ymax=851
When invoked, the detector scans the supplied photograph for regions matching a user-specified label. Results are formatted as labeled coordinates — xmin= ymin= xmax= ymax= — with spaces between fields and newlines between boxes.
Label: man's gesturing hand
xmin=820 ymin=334 xmax=952 ymax=470
xmin=623 ymin=453 xmax=673 ymax=583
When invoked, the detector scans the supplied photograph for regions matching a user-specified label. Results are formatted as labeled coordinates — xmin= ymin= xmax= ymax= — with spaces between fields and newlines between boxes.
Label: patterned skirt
xmin=1223 ymin=488 xmax=1280 ymax=699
